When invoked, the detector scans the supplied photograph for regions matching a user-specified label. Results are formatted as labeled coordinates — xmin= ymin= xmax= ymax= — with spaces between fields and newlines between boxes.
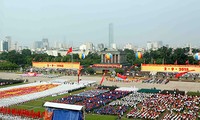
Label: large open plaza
xmin=0 ymin=72 xmax=199 ymax=120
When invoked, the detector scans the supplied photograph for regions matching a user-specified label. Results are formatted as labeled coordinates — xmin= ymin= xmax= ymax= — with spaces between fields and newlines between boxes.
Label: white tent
xmin=44 ymin=102 xmax=84 ymax=111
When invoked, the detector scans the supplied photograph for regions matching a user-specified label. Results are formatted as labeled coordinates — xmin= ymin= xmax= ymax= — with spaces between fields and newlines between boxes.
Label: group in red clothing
xmin=0 ymin=107 xmax=44 ymax=119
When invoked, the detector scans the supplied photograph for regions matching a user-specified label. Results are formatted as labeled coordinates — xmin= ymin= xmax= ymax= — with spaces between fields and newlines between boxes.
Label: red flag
xmin=100 ymin=72 xmax=106 ymax=85
xmin=185 ymin=60 xmax=189 ymax=65
xmin=174 ymin=60 xmax=177 ymax=65
xmin=175 ymin=70 xmax=195 ymax=78
xmin=66 ymin=47 xmax=72 ymax=54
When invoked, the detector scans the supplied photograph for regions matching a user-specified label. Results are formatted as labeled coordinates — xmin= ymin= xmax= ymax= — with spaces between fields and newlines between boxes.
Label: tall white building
xmin=79 ymin=42 xmax=94 ymax=51
xmin=147 ymin=41 xmax=153 ymax=51
xmin=124 ymin=43 xmax=133 ymax=50
xmin=109 ymin=23 xmax=114 ymax=49
xmin=97 ymin=43 xmax=104 ymax=51
xmin=79 ymin=44 xmax=87 ymax=51
xmin=146 ymin=41 xmax=163 ymax=51
xmin=0 ymin=41 xmax=3 ymax=51
xmin=33 ymin=38 xmax=50 ymax=50
xmin=14 ymin=42 xmax=18 ymax=51
xmin=85 ymin=42 xmax=94 ymax=51
xmin=55 ymin=41 xmax=63 ymax=49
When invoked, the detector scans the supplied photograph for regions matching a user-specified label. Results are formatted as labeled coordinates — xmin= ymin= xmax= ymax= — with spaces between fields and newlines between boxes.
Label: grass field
xmin=9 ymin=86 xmax=135 ymax=120
xmin=10 ymin=87 xmax=94 ymax=112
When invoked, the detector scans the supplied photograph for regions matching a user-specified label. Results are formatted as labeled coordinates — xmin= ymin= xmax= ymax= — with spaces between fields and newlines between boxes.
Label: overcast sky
xmin=0 ymin=0 xmax=200 ymax=48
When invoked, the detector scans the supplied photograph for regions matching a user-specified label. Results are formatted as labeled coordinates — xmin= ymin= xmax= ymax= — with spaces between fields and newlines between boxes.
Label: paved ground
xmin=0 ymin=72 xmax=199 ymax=92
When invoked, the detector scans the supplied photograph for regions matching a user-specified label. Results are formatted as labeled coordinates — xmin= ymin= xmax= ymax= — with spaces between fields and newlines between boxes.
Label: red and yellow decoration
xmin=0 ymin=84 xmax=59 ymax=99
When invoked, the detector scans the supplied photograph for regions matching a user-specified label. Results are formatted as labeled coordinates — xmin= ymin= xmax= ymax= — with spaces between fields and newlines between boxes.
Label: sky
xmin=0 ymin=0 xmax=200 ymax=48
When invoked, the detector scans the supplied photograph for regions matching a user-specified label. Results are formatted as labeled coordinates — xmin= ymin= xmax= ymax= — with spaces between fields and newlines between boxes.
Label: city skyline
xmin=0 ymin=0 xmax=200 ymax=48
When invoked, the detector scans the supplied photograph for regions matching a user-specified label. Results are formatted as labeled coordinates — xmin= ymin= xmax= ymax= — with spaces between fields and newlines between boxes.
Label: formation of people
xmin=53 ymin=89 xmax=200 ymax=119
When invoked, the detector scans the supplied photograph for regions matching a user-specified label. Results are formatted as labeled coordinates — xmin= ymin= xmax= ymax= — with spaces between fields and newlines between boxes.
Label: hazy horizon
xmin=0 ymin=0 xmax=200 ymax=48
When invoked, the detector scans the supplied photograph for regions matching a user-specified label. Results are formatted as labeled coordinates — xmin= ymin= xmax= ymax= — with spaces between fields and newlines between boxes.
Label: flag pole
xmin=71 ymin=48 xmax=73 ymax=76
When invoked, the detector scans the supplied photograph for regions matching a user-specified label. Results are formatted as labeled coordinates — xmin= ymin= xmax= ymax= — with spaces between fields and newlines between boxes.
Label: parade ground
xmin=0 ymin=72 xmax=199 ymax=92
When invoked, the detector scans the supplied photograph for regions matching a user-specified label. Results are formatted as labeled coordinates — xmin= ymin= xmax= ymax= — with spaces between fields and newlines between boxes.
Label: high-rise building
xmin=0 ymin=40 xmax=8 ymax=51
xmin=146 ymin=41 xmax=153 ymax=51
xmin=97 ymin=43 xmax=105 ymax=51
xmin=79 ymin=44 xmax=87 ymax=51
xmin=85 ymin=42 xmax=94 ymax=51
xmin=5 ymin=36 xmax=11 ymax=51
xmin=124 ymin=43 xmax=133 ymax=50
xmin=109 ymin=23 xmax=114 ymax=49
xmin=79 ymin=42 xmax=94 ymax=51
xmin=14 ymin=42 xmax=18 ymax=51
xmin=42 ymin=38 xmax=49 ymax=50
xmin=146 ymin=41 xmax=163 ymax=51
xmin=34 ymin=41 xmax=43 ymax=49
xmin=33 ymin=38 xmax=49 ymax=50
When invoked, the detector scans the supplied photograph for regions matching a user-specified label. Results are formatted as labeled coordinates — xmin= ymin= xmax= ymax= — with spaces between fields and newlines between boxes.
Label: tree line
xmin=0 ymin=46 xmax=199 ymax=70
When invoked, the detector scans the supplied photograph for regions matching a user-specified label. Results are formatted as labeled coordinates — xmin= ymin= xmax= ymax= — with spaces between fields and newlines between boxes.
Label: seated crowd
xmin=142 ymin=78 xmax=169 ymax=84
xmin=94 ymin=105 xmax=128 ymax=115
xmin=127 ymin=93 xmax=200 ymax=119
xmin=54 ymin=90 xmax=130 ymax=112
xmin=75 ymin=89 xmax=109 ymax=97
xmin=0 ymin=85 xmax=199 ymax=119
xmin=109 ymin=92 xmax=153 ymax=107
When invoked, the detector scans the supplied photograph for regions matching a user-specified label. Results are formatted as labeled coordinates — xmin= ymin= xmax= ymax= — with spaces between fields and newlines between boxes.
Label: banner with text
xmin=32 ymin=62 xmax=80 ymax=69
xmin=141 ymin=64 xmax=200 ymax=73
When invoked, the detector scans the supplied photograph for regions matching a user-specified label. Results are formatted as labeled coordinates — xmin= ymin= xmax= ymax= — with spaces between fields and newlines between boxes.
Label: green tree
xmin=124 ymin=49 xmax=135 ymax=65
xmin=85 ymin=67 xmax=95 ymax=75
xmin=114 ymin=68 xmax=124 ymax=74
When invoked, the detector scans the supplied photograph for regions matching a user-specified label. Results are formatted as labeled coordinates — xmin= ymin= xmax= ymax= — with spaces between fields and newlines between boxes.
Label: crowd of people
xmin=53 ymin=88 xmax=200 ymax=119
xmin=0 ymin=80 xmax=199 ymax=119
xmin=75 ymin=89 xmax=109 ymax=97
xmin=54 ymin=95 xmax=86 ymax=104
xmin=127 ymin=93 xmax=200 ymax=119
xmin=26 ymin=67 xmax=79 ymax=76
xmin=54 ymin=90 xmax=130 ymax=112
xmin=163 ymin=113 xmax=196 ymax=120
xmin=109 ymin=92 xmax=152 ymax=107
xmin=94 ymin=105 xmax=128 ymax=115
xmin=0 ymin=107 xmax=43 ymax=119
xmin=76 ymin=90 xmax=130 ymax=112
xmin=127 ymin=107 xmax=160 ymax=119
xmin=142 ymin=78 xmax=169 ymax=84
